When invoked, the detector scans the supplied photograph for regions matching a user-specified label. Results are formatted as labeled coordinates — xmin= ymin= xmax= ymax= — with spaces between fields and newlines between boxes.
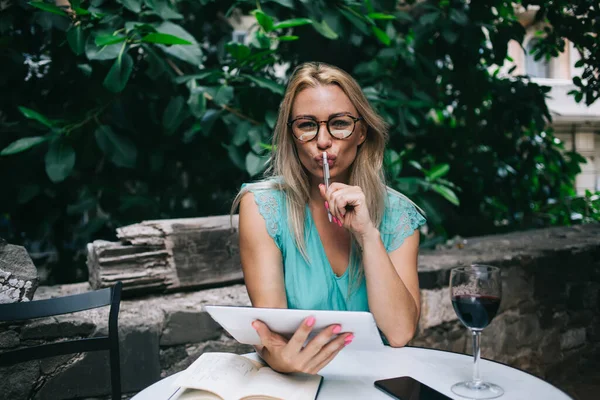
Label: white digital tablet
xmin=204 ymin=305 xmax=385 ymax=350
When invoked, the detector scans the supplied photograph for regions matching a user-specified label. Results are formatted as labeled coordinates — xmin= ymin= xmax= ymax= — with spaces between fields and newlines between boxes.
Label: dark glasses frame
xmin=287 ymin=114 xmax=363 ymax=142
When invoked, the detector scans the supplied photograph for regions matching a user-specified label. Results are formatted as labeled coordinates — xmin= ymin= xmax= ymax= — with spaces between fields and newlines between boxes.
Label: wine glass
xmin=450 ymin=264 xmax=503 ymax=399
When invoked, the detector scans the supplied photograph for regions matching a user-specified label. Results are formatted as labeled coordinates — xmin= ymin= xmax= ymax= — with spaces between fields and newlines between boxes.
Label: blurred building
xmin=507 ymin=7 xmax=600 ymax=195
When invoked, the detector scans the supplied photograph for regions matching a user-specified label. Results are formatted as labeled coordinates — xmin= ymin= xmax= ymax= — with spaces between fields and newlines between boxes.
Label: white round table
xmin=132 ymin=347 xmax=571 ymax=400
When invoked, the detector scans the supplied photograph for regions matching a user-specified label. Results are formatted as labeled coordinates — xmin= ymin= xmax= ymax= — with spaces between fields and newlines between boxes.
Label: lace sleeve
xmin=242 ymin=184 xmax=283 ymax=248
xmin=380 ymin=193 xmax=426 ymax=252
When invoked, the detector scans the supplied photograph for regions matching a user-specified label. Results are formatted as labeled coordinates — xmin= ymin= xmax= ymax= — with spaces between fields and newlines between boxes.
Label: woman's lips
xmin=315 ymin=153 xmax=336 ymax=167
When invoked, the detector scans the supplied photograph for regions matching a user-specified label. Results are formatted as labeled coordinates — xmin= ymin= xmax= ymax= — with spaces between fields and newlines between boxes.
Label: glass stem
xmin=472 ymin=330 xmax=482 ymax=386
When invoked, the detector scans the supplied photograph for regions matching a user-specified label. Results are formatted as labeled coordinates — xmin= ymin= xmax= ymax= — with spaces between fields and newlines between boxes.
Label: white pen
xmin=323 ymin=151 xmax=332 ymax=223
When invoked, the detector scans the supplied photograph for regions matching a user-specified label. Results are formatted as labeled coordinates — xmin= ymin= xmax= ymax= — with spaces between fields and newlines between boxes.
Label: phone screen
xmin=374 ymin=376 xmax=452 ymax=400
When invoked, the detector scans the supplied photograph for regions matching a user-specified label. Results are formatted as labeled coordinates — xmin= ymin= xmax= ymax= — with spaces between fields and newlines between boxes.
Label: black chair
xmin=0 ymin=281 xmax=123 ymax=400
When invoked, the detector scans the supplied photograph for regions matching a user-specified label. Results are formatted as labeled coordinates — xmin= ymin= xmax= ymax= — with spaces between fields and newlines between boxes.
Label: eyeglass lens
xmin=292 ymin=116 xmax=356 ymax=141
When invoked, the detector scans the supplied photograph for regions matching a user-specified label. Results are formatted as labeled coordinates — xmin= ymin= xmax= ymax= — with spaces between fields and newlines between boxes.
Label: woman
xmin=232 ymin=62 xmax=425 ymax=374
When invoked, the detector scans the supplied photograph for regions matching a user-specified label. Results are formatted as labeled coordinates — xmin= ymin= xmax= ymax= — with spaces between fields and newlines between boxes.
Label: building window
xmin=524 ymin=38 xmax=550 ymax=78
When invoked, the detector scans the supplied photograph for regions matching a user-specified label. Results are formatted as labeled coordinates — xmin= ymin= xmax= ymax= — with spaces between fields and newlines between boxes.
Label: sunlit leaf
xmin=1 ymin=137 xmax=47 ymax=156
xmin=142 ymin=33 xmax=192 ymax=45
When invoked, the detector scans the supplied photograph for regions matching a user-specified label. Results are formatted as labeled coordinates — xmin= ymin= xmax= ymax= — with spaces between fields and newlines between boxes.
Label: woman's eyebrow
xmin=294 ymin=112 xmax=353 ymax=119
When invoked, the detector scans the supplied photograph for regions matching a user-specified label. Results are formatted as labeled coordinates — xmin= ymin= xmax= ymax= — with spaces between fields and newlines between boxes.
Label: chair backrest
xmin=0 ymin=281 xmax=123 ymax=400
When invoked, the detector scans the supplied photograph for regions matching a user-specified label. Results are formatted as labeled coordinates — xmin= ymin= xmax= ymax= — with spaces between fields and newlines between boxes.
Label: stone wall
xmin=0 ymin=224 xmax=598 ymax=399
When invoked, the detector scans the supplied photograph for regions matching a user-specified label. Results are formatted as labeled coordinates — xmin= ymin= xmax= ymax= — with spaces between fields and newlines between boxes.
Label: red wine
xmin=451 ymin=295 xmax=500 ymax=329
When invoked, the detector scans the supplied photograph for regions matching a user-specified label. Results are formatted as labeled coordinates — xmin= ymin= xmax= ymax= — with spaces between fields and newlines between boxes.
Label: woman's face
xmin=290 ymin=84 xmax=366 ymax=183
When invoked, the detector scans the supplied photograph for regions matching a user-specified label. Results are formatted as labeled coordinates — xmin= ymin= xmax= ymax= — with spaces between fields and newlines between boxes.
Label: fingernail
xmin=325 ymin=201 xmax=329 ymax=209
xmin=306 ymin=316 xmax=315 ymax=327
xmin=332 ymin=325 xmax=341 ymax=334
xmin=252 ymin=321 xmax=258 ymax=330
xmin=319 ymin=184 xmax=324 ymax=189
xmin=337 ymin=219 xmax=343 ymax=227
xmin=333 ymin=217 xmax=339 ymax=224
xmin=344 ymin=334 xmax=354 ymax=345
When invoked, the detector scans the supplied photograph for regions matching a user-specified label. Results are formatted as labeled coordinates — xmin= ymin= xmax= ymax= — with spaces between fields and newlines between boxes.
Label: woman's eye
xmin=298 ymin=122 xmax=316 ymax=130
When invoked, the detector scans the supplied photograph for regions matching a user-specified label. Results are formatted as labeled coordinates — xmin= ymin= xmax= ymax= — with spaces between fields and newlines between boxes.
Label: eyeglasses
xmin=287 ymin=114 xmax=363 ymax=142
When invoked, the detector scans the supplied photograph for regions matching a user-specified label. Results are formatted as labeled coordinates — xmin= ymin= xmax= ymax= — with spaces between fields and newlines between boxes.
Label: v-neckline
xmin=306 ymin=206 xmax=352 ymax=279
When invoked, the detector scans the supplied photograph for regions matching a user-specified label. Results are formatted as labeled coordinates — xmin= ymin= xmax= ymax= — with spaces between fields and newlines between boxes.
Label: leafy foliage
xmin=0 ymin=0 xmax=597 ymax=282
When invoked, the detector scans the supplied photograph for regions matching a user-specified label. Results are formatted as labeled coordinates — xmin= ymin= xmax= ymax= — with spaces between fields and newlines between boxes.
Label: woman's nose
xmin=316 ymin=123 xmax=331 ymax=149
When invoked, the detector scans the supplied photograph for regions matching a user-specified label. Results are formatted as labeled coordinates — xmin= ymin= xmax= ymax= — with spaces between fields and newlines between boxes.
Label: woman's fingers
xmin=253 ymin=320 xmax=287 ymax=348
xmin=285 ymin=316 xmax=317 ymax=354
xmin=304 ymin=332 xmax=353 ymax=374
xmin=297 ymin=324 xmax=341 ymax=364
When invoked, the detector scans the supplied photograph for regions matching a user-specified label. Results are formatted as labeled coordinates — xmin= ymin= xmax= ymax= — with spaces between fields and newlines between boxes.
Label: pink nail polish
xmin=332 ymin=325 xmax=341 ymax=334
xmin=344 ymin=334 xmax=354 ymax=345
xmin=325 ymin=201 xmax=329 ymax=209
xmin=306 ymin=316 xmax=316 ymax=327
xmin=337 ymin=220 xmax=343 ymax=227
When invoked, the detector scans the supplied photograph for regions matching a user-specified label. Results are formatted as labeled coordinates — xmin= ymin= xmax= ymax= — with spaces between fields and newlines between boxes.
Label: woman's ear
xmin=357 ymin=126 xmax=367 ymax=146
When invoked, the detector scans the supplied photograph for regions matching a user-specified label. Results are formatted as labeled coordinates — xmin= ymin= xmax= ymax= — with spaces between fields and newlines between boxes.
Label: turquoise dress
xmin=242 ymin=181 xmax=426 ymax=312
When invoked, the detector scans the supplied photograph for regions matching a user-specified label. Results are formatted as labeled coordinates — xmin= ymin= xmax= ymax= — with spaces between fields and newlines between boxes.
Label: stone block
xmin=500 ymin=267 xmax=533 ymax=312
xmin=20 ymin=315 xmax=96 ymax=340
xmin=0 ymin=329 xmax=20 ymax=348
xmin=0 ymin=361 xmax=40 ymax=400
xmin=160 ymin=310 xmax=222 ymax=346
xmin=560 ymin=328 xmax=586 ymax=350
xmin=0 ymin=239 xmax=38 ymax=303
xmin=418 ymin=287 xmax=457 ymax=330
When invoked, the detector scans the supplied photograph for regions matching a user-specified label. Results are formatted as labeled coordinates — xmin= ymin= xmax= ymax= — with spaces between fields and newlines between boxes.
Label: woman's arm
xmin=320 ymin=183 xmax=421 ymax=347
xmin=239 ymin=192 xmax=287 ymax=308
xmin=358 ymin=227 xmax=421 ymax=347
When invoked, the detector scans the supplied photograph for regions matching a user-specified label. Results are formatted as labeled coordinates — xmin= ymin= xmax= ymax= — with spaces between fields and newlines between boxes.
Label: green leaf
xmin=266 ymin=0 xmax=294 ymax=8
xmin=225 ymin=42 xmax=251 ymax=60
xmin=371 ymin=26 xmax=391 ymax=46
xmin=206 ymin=85 xmax=234 ymax=106
xmin=67 ymin=25 xmax=85 ymax=55
xmin=18 ymin=106 xmax=53 ymax=127
xmin=432 ymin=184 xmax=459 ymax=206
xmin=223 ymin=144 xmax=245 ymax=170
xmin=367 ymin=13 xmax=395 ymax=20
xmin=28 ymin=1 xmax=68 ymax=16
xmin=245 ymin=151 xmax=269 ymax=177
xmin=144 ymin=0 xmax=183 ymax=20
xmin=142 ymin=33 xmax=192 ymax=45
xmin=187 ymin=88 xmax=207 ymax=118
xmin=339 ymin=8 xmax=370 ymax=35
xmin=162 ymin=96 xmax=185 ymax=133
xmin=103 ymin=51 xmax=133 ymax=93
xmin=200 ymin=109 xmax=221 ymax=136
xmin=253 ymin=9 xmax=274 ymax=32
xmin=156 ymin=22 xmax=202 ymax=65
xmin=449 ymin=9 xmax=468 ymax=26
xmin=420 ymin=12 xmax=440 ymax=25
xmin=312 ymin=19 xmax=338 ymax=40
xmin=278 ymin=35 xmax=299 ymax=41
xmin=574 ymin=59 xmax=584 ymax=68
xmin=242 ymin=74 xmax=284 ymax=95
xmin=1 ymin=136 xmax=47 ymax=156
xmin=427 ymin=164 xmax=450 ymax=180
xmin=248 ymin=126 xmax=264 ymax=153
xmin=95 ymin=35 xmax=127 ymax=46
xmin=233 ymin=121 xmax=251 ymax=146
xmin=95 ymin=125 xmax=137 ymax=168
xmin=118 ymin=0 xmax=142 ymax=13
xmin=85 ymin=36 xmax=121 ymax=60
xmin=265 ymin=110 xmax=278 ymax=129
xmin=45 ymin=141 xmax=76 ymax=183
xmin=272 ymin=18 xmax=313 ymax=30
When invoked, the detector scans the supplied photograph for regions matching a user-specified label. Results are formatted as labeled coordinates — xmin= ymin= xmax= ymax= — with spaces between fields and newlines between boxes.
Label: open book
xmin=171 ymin=352 xmax=323 ymax=400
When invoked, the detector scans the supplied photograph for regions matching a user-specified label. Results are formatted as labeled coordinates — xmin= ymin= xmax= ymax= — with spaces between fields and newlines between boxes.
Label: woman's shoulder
xmin=380 ymin=186 xmax=426 ymax=244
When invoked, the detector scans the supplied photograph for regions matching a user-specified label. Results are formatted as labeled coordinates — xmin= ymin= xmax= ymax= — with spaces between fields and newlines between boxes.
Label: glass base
xmin=451 ymin=381 xmax=504 ymax=399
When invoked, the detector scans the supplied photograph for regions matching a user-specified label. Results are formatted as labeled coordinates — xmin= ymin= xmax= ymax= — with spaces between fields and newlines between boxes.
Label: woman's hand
xmin=252 ymin=317 xmax=353 ymax=374
xmin=319 ymin=183 xmax=377 ymax=240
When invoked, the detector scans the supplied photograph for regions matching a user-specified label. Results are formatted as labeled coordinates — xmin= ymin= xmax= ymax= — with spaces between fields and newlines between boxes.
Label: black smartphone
xmin=374 ymin=376 xmax=452 ymax=400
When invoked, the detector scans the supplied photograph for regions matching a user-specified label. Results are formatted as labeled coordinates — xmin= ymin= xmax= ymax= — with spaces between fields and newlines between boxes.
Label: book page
xmin=241 ymin=368 xmax=322 ymax=400
xmin=171 ymin=388 xmax=222 ymax=400
xmin=172 ymin=353 xmax=261 ymax=398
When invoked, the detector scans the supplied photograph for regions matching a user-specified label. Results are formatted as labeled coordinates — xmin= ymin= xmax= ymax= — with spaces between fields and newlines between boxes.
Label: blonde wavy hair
xmin=232 ymin=61 xmax=390 ymax=287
